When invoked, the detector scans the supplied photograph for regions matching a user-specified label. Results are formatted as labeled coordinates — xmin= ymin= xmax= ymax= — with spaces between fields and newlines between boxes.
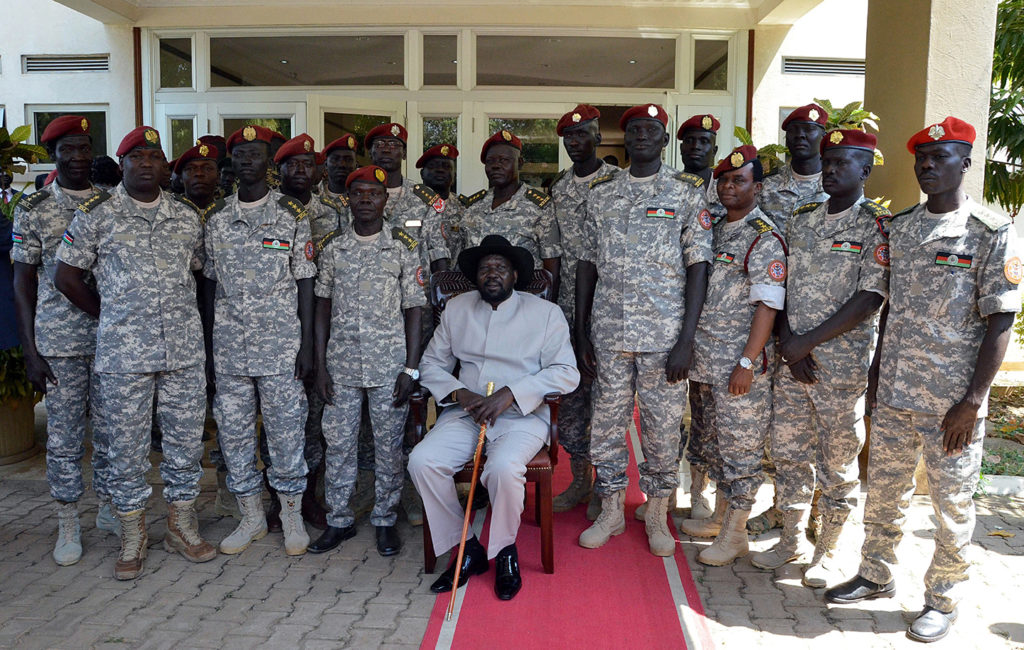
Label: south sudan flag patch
xmin=11 ymin=232 xmax=24 ymax=244
xmin=62 ymin=231 xmax=74 ymax=246
xmin=262 ymin=238 xmax=291 ymax=251
xmin=831 ymin=240 xmax=862 ymax=253
xmin=935 ymin=252 xmax=972 ymax=268
xmin=646 ymin=206 xmax=675 ymax=219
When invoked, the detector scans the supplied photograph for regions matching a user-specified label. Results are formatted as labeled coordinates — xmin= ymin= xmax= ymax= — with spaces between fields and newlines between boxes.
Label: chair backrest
xmin=429 ymin=268 xmax=553 ymax=325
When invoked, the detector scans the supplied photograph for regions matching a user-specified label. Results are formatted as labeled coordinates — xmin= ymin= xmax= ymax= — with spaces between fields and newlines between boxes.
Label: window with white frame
xmin=28 ymin=105 xmax=109 ymax=160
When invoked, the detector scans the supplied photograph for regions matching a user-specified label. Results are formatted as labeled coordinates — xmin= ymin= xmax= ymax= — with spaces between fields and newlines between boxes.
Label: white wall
xmin=0 ymin=0 xmax=134 ymax=184
xmin=751 ymin=0 xmax=867 ymax=147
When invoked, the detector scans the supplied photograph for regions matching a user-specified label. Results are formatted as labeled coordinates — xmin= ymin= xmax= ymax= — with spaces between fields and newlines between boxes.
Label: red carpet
xmin=421 ymin=406 xmax=713 ymax=650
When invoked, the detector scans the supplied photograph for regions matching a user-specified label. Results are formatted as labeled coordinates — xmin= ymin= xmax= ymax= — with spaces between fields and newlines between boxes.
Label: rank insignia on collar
xmin=702 ymin=115 xmax=713 ymax=130
xmin=929 ymin=124 xmax=945 ymax=140
xmin=432 ymin=196 xmax=445 ymax=212
xmin=830 ymin=240 xmax=862 ymax=253
xmin=935 ymin=251 xmax=971 ymax=268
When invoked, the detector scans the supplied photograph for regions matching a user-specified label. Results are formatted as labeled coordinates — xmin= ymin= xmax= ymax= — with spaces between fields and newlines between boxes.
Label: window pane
xmin=210 ymin=36 xmax=404 ymax=87
xmin=34 ymin=110 xmax=107 ymax=158
xmin=423 ymin=35 xmax=457 ymax=86
xmin=421 ymin=116 xmax=459 ymax=186
xmin=323 ymin=112 xmax=390 ymax=166
xmin=477 ymin=36 xmax=675 ymax=88
xmin=222 ymin=118 xmax=292 ymax=141
xmin=694 ymin=39 xmax=729 ymax=91
xmin=487 ymin=117 xmax=559 ymax=189
xmin=159 ymin=38 xmax=192 ymax=89
xmin=169 ymin=118 xmax=195 ymax=160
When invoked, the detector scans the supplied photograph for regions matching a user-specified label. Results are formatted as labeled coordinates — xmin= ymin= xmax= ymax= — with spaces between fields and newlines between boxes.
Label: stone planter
xmin=0 ymin=397 xmax=41 ymax=465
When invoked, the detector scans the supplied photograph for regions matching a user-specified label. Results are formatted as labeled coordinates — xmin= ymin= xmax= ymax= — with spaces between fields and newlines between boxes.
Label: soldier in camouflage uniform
xmin=203 ymin=126 xmax=318 ymax=557
xmin=827 ymin=118 xmax=1023 ymax=643
xmin=417 ymin=143 xmax=463 ymax=263
xmin=751 ymin=131 xmax=889 ymax=584
xmin=54 ymin=126 xmax=216 ymax=580
xmin=547 ymin=105 xmax=618 ymax=518
xmin=576 ymin=104 xmax=712 ymax=558
xmin=680 ymin=146 xmax=786 ymax=566
xmin=310 ymin=165 xmax=424 ymax=557
xmin=11 ymin=115 xmax=115 ymax=566
xmin=320 ymin=133 xmax=358 ymax=204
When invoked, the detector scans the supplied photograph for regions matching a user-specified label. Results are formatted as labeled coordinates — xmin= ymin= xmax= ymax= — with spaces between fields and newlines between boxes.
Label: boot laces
xmin=120 ymin=517 xmax=144 ymax=560
xmin=173 ymin=504 xmax=204 ymax=546
xmin=283 ymin=499 xmax=299 ymax=535
xmin=57 ymin=507 xmax=79 ymax=543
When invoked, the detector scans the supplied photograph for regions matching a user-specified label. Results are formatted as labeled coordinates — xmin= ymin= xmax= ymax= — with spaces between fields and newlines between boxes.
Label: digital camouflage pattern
xmin=437 ymin=197 xmax=465 ymax=263
xmin=308 ymin=192 xmax=348 ymax=250
xmin=457 ymin=183 xmax=561 ymax=268
xmin=57 ymin=184 xmax=205 ymax=373
xmin=757 ymin=164 xmax=827 ymax=234
xmin=384 ymin=178 xmax=450 ymax=272
xmin=203 ymin=191 xmax=317 ymax=377
xmin=687 ymin=382 xmax=720 ymax=481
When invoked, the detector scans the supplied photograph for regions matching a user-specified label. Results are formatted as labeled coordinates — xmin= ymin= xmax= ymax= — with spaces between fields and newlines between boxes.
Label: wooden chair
xmin=409 ymin=268 xmax=561 ymax=574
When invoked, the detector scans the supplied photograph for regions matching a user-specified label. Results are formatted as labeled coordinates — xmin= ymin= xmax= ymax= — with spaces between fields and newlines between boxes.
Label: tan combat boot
xmin=586 ymin=495 xmax=602 ymax=521
xmin=579 ymin=489 xmax=625 ymax=548
xmin=751 ymin=509 xmax=809 ymax=570
xmin=53 ymin=501 xmax=82 ymax=566
xmin=644 ymin=495 xmax=676 ymax=556
xmin=689 ymin=468 xmax=713 ymax=520
xmin=803 ymin=512 xmax=848 ymax=588
xmin=214 ymin=470 xmax=241 ymax=520
xmin=279 ymin=493 xmax=310 ymax=556
xmin=697 ymin=507 xmax=750 ymax=566
xmin=679 ymin=491 xmax=726 ymax=538
xmin=220 ymin=492 xmax=268 ymax=554
xmin=114 ymin=509 xmax=148 ymax=580
xmin=165 ymin=499 xmax=217 ymax=562
xmin=553 ymin=457 xmax=594 ymax=512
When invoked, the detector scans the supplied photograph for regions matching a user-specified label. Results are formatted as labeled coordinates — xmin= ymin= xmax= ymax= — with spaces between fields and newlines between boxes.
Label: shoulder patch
xmin=460 ymin=189 xmax=487 ymax=208
xmin=77 ymin=190 xmax=111 ymax=214
xmin=793 ymin=201 xmax=822 ymax=216
xmin=19 ymin=189 xmax=51 ymax=211
xmin=317 ymin=229 xmax=340 ymax=253
xmin=391 ymin=226 xmax=419 ymax=251
xmin=524 ymin=186 xmax=551 ymax=208
xmin=588 ymin=174 xmax=616 ymax=190
xmin=278 ymin=195 xmax=308 ymax=222
xmin=550 ymin=168 xmax=568 ymax=190
xmin=861 ymin=199 xmax=891 ymax=219
xmin=675 ymin=171 xmax=705 ymax=188
xmin=747 ymin=217 xmax=774 ymax=234
xmin=970 ymin=205 xmax=1012 ymax=232
xmin=200 ymin=198 xmax=226 ymax=225
xmin=319 ymin=194 xmax=344 ymax=213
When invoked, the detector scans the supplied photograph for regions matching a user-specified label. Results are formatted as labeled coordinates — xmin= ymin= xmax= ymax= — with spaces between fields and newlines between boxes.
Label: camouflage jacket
xmin=57 ymin=184 xmax=205 ymax=373
xmin=384 ymin=177 xmax=449 ymax=268
xmin=458 ymin=182 xmax=560 ymax=267
xmin=758 ymin=164 xmax=826 ymax=233
xmin=306 ymin=192 xmax=348 ymax=253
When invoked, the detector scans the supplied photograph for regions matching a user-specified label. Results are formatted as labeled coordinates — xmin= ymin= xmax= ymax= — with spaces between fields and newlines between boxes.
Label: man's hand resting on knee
xmin=457 ymin=386 xmax=516 ymax=427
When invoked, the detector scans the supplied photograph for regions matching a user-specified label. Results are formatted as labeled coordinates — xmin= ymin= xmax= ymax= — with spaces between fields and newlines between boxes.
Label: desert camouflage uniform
xmin=549 ymin=161 xmax=619 ymax=462
xmin=772 ymin=197 xmax=890 ymax=522
xmin=690 ymin=208 xmax=786 ymax=509
xmin=315 ymin=226 xmax=426 ymax=527
xmin=581 ymin=165 xmax=712 ymax=497
xmin=11 ymin=184 xmax=110 ymax=503
xmin=204 ymin=192 xmax=317 ymax=497
xmin=57 ymin=184 xmax=206 ymax=512
xmin=859 ymin=199 xmax=1022 ymax=612
xmin=457 ymin=183 xmax=560 ymax=269
xmin=758 ymin=164 xmax=826 ymax=234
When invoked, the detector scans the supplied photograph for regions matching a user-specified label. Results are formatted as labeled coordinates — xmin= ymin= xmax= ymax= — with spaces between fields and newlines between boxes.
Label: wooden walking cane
xmin=446 ymin=381 xmax=495 ymax=621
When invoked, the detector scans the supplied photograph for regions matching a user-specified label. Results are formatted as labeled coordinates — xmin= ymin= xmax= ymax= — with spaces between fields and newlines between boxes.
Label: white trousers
xmin=409 ymin=416 xmax=544 ymax=559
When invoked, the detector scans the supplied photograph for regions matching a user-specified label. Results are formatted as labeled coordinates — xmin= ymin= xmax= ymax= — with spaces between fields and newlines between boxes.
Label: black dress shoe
xmin=376 ymin=525 xmax=401 ymax=557
xmin=824 ymin=575 xmax=896 ymax=604
xmin=430 ymin=537 xmax=488 ymax=594
xmin=907 ymin=606 xmax=958 ymax=643
xmin=494 ymin=544 xmax=522 ymax=601
xmin=308 ymin=525 xmax=356 ymax=554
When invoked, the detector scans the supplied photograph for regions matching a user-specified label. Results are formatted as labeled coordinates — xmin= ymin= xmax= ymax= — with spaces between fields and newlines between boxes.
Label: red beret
xmin=364 ymin=123 xmax=408 ymax=149
xmin=271 ymin=131 xmax=287 ymax=142
xmin=116 ymin=126 xmax=162 ymax=157
xmin=226 ymin=124 xmax=274 ymax=152
xmin=41 ymin=115 xmax=91 ymax=144
xmin=677 ymin=113 xmax=721 ymax=138
xmin=174 ymin=143 xmax=220 ymax=174
xmin=713 ymin=145 xmax=759 ymax=179
xmin=782 ymin=103 xmax=828 ymax=130
xmin=619 ymin=103 xmax=669 ymax=131
xmin=480 ymin=130 xmax=522 ymax=163
xmin=821 ymin=129 xmax=877 ymax=154
xmin=345 ymin=165 xmax=388 ymax=189
xmin=323 ymin=133 xmax=359 ymax=157
xmin=906 ymin=116 xmax=976 ymax=154
xmin=556 ymin=104 xmax=601 ymax=136
xmin=315 ymin=151 xmax=325 ymax=166
xmin=416 ymin=143 xmax=459 ymax=169
xmin=274 ymin=133 xmax=317 ymax=164
xmin=196 ymin=135 xmax=226 ymax=157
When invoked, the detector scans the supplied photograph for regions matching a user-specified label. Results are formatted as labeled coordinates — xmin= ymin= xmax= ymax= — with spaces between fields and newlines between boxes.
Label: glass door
xmin=307 ymin=95 xmax=407 ymax=169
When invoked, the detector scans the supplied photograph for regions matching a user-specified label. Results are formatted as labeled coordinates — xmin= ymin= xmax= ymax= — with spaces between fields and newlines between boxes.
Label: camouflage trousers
xmin=322 ymin=384 xmax=406 ymax=527
xmin=44 ymin=355 xmax=111 ymax=503
xmin=700 ymin=374 xmax=772 ymax=511
xmin=590 ymin=349 xmax=684 ymax=498
xmin=303 ymin=382 xmax=326 ymax=473
xmin=96 ymin=365 xmax=206 ymax=512
xmin=858 ymin=402 xmax=984 ymax=612
xmin=772 ymin=370 xmax=866 ymax=516
xmin=683 ymin=379 xmax=709 ymax=469
xmin=559 ymin=382 xmax=592 ymax=462
xmin=215 ymin=373 xmax=308 ymax=497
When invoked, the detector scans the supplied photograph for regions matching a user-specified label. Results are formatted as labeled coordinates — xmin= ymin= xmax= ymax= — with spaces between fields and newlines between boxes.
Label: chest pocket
xmin=928 ymin=248 xmax=977 ymax=323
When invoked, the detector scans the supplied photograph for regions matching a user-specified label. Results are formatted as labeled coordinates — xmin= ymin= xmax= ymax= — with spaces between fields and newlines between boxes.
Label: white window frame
xmin=24 ymin=103 xmax=110 ymax=170
xmin=152 ymin=31 xmax=198 ymax=92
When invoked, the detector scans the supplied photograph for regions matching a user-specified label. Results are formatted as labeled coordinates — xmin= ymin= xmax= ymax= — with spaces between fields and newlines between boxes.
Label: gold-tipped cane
xmin=446 ymin=381 xmax=495 ymax=620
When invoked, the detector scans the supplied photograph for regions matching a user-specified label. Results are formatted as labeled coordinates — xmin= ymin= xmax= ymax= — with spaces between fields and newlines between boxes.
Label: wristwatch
xmin=738 ymin=356 xmax=754 ymax=371
xmin=402 ymin=367 xmax=420 ymax=380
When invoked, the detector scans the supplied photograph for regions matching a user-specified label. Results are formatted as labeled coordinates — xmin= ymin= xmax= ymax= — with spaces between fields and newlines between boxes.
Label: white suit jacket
xmin=420 ymin=289 xmax=580 ymax=442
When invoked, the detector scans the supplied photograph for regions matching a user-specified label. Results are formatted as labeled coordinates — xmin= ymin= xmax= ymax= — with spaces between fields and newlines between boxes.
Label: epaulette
xmin=589 ymin=174 xmax=616 ymax=189
xmin=319 ymin=194 xmax=345 ymax=213
xmin=793 ymin=201 xmax=822 ymax=216
xmin=317 ymin=229 xmax=340 ymax=253
xmin=200 ymin=199 xmax=226 ymax=225
xmin=550 ymin=168 xmax=568 ymax=189
xmin=278 ymin=195 xmax=308 ymax=222
xmin=676 ymin=171 xmax=705 ymax=189
xmin=412 ymin=183 xmax=443 ymax=211
xmin=524 ymin=186 xmax=550 ymax=208
xmin=172 ymin=193 xmax=200 ymax=214
xmin=460 ymin=189 xmax=487 ymax=208
xmin=970 ymin=204 xmax=1012 ymax=232
xmin=77 ymin=190 xmax=111 ymax=214
xmin=861 ymin=199 xmax=891 ymax=219
xmin=391 ymin=226 xmax=419 ymax=251
xmin=19 ymin=189 xmax=51 ymax=211
xmin=747 ymin=216 xmax=775 ymax=234
xmin=892 ymin=204 xmax=916 ymax=219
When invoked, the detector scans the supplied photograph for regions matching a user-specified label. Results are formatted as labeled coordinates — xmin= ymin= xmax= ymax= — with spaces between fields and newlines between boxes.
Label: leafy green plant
xmin=985 ymin=0 xmax=1024 ymax=218
xmin=981 ymin=447 xmax=1024 ymax=477
xmin=1 ymin=124 xmax=49 ymax=223
xmin=0 ymin=347 xmax=37 ymax=405
xmin=814 ymin=98 xmax=885 ymax=167
xmin=734 ymin=126 xmax=790 ymax=175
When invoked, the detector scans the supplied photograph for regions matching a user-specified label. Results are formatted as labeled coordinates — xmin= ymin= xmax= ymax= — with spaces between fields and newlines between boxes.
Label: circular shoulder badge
xmin=416 ymin=266 xmax=426 ymax=287
xmin=873 ymin=243 xmax=890 ymax=267
xmin=767 ymin=259 xmax=787 ymax=282
xmin=698 ymin=209 xmax=713 ymax=230
xmin=1005 ymin=256 xmax=1023 ymax=285
xmin=304 ymin=240 xmax=315 ymax=261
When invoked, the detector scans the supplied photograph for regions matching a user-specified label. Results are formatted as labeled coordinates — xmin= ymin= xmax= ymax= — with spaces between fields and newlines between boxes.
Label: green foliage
xmin=733 ymin=126 xmax=789 ymax=175
xmin=986 ymin=0 xmax=1024 ymax=217
xmin=1 ymin=183 xmax=31 ymax=223
xmin=814 ymin=98 xmax=885 ymax=166
xmin=981 ymin=446 xmax=1024 ymax=477
xmin=0 ymin=124 xmax=49 ymax=178
xmin=0 ymin=348 xmax=36 ymax=405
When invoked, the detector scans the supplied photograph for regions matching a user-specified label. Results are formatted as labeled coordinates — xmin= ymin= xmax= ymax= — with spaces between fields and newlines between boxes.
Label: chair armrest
xmin=408 ymin=384 xmax=428 ymax=444
xmin=544 ymin=392 xmax=562 ymax=466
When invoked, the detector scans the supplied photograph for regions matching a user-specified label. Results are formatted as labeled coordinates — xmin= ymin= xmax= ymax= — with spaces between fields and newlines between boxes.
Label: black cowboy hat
xmin=457 ymin=234 xmax=534 ymax=290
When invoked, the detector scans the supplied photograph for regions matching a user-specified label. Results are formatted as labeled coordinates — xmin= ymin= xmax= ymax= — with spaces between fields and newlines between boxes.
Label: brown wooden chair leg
xmin=534 ymin=479 xmax=542 ymax=525
xmin=539 ymin=471 xmax=554 ymax=574
xmin=423 ymin=513 xmax=437 ymax=573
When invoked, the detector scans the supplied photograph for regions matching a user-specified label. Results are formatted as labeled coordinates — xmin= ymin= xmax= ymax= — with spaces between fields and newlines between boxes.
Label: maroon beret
xmin=41 ymin=115 xmax=91 ymax=144
xmin=821 ymin=129 xmax=877 ymax=154
xmin=364 ymin=123 xmax=408 ymax=149
xmin=619 ymin=103 xmax=669 ymax=131
xmin=345 ymin=165 xmax=388 ymax=189
xmin=116 ymin=126 xmax=162 ymax=157
xmin=556 ymin=104 xmax=601 ymax=136
xmin=782 ymin=103 xmax=828 ymax=130
xmin=416 ymin=143 xmax=459 ymax=169
xmin=480 ymin=130 xmax=522 ymax=163
xmin=174 ymin=143 xmax=220 ymax=174
xmin=323 ymin=133 xmax=359 ymax=157
xmin=713 ymin=145 xmax=759 ymax=179
xmin=226 ymin=124 xmax=275 ymax=152
xmin=677 ymin=113 xmax=721 ymax=138
xmin=274 ymin=133 xmax=317 ymax=164
xmin=906 ymin=116 xmax=975 ymax=154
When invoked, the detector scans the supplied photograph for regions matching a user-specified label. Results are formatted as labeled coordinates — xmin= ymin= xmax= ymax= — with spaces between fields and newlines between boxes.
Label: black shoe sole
xmin=307 ymin=528 xmax=357 ymax=554
xmin=906 ymin=627 xmax=951 ymax=643
xmin=495 ymin=582 xmax=522 ymax=600
xmin=430 ymin=560 xmax=489 ymax=593
xmin=826 ymin=587 xmax=896 ymax=604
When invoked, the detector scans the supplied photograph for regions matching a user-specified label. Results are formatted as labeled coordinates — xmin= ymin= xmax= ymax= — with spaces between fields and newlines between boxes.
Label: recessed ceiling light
xmin=280 ymin=59 xmax=288 ymax=64
xmin=629 ymin=59 xmax=637 ymax=64
xmin=451 ymin=59 xmax=458 ymax=64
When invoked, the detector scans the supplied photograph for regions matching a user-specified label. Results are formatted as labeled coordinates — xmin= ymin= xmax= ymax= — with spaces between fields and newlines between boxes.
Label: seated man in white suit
xmin=409 ymin=234 xmax=580 ymax=601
